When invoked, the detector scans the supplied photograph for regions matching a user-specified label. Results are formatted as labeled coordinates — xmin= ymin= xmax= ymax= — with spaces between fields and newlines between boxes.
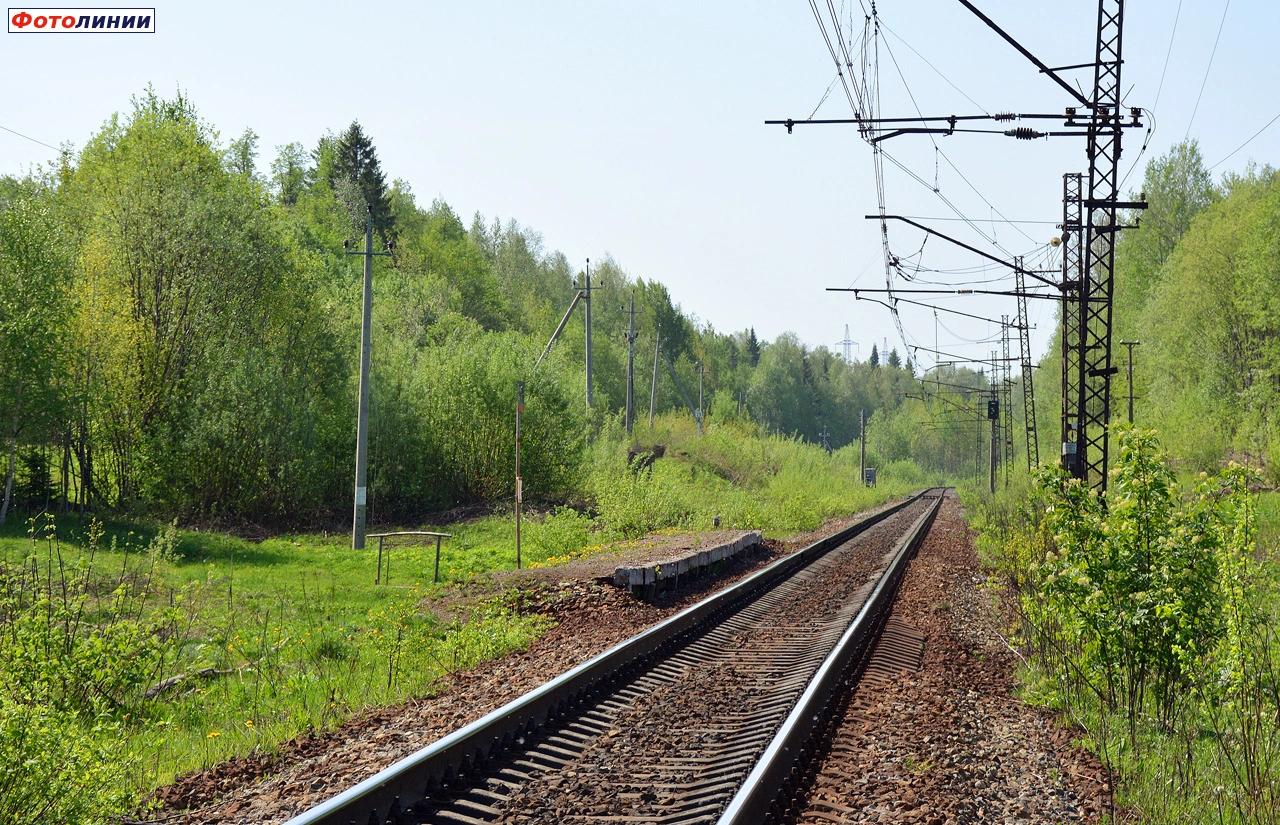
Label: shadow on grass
xmin=0 ymin=510 xmax=295 ymax=567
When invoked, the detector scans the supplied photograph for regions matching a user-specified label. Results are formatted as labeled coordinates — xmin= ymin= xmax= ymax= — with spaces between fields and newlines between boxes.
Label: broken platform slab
xmin=612 ymin=530 xmax=764 ymax=594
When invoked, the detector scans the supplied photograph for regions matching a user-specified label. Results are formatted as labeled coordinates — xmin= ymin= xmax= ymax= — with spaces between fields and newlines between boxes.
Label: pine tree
xmin=888 ymin=348 xmax=901 ymax=369
xmin=332 ymin=121 xmax=395 ymax=240
xmin=869 ymin=343 xmax=879 ymax=368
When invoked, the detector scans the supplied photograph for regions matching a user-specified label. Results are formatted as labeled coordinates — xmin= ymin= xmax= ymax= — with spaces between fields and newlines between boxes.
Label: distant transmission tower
xmin=836 ymin=324 xmax=858 ymax=363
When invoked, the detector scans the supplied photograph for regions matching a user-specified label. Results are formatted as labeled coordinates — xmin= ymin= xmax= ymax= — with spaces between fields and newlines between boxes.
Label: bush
xmin=0 ymin=517 xmax=189 ymax=818
xmin=969 ymin=427 xmax=1280 ymax=821
xmin=0 ymin=697 xmax=135 ymax=824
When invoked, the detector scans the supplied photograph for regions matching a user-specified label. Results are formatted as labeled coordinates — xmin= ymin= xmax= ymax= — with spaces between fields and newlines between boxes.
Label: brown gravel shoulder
xmin=790 ymin=492 xmax=1111 ymax=825
xmin=147 ymin=496 xmax=912 ymax=824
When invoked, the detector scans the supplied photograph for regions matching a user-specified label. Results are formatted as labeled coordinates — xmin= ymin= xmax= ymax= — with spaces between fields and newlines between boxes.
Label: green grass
xmin=0 ymin=414 xmax=919 ymax=818
xmin=0 ymin=517 xmax=551 ymax=790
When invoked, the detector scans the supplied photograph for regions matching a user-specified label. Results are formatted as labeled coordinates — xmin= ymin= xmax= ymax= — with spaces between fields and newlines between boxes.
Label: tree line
xmin=1030 ymin=140 xmax=1280 ymax=478
xmin=0 ymin=90 xmax=953 ymax=526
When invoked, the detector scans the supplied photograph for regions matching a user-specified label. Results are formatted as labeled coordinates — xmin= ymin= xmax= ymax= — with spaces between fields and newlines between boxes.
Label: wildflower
xmin=245 ymin=719 xmax=254 ymax=729
xmin=207 ymin=731 xmax=221 ymax=739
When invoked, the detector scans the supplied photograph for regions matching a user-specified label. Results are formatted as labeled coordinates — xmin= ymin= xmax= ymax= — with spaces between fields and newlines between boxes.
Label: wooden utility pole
xmin=649 ymin=325 xmax=661 ymax=427
xmin=697 ymin=363 xmax=704 ymax=435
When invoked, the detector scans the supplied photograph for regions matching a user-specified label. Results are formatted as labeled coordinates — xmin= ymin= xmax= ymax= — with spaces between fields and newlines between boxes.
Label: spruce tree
xmin=332 ymin=121 xmax=395 ymax=240
xmin=869 ymin=343 xmax=879 ymax=367
xmin=745 ymin=327 xmax=761 ymax=366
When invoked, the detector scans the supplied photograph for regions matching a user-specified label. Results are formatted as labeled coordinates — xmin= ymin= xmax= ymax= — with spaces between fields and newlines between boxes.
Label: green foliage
xmin=1029 ymin=429 xmax=1234 ymax=724
xmin=331 ymin=120 xmax=394 ymax=240
xmin=374 ymin=329 xmax=584 ymax=510
xmin=967 ymin=428 xmax=1280 ymax=822
xmin=1032 ymin=141 xmax=1280 ymax=482
xmin=0 ymin=189 xmax=70 ymax=524
xmin=0 ymin=697 xmax=134 ymax=824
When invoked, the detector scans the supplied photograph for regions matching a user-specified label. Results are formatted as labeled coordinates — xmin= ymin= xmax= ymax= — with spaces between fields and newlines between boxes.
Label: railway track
xmin=288 ymin=489 xmax=944 ymax=825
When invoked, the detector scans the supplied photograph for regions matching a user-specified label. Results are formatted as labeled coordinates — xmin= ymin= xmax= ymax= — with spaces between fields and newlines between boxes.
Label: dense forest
xmin=0 ymin=90 xmax=961 ymax=527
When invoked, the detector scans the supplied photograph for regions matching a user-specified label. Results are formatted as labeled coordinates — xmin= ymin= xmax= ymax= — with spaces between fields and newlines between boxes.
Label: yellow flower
xmin=207 ymin=731 xmax=221 ymax=739
xmin=245 ymin=719 xmax=254 ymax=729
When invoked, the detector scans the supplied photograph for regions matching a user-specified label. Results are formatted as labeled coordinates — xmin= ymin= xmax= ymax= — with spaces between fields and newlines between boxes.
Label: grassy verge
xmin=0 ymin=414 xmax=918 ymax=821
xmin=959 ymin=432 xmax=1280 ymax=824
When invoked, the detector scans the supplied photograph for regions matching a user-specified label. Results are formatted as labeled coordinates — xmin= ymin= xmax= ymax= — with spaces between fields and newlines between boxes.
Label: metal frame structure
xmin=1060 ymin=172 xmax=1085 ymax=478
xmin=1078 ymin=0 xmax=1127 ymax=492
xmin=1014 ymin=258 xmax=1039 ymax=470
xmin=1000 ymin=323 xmax=1014 ymax=484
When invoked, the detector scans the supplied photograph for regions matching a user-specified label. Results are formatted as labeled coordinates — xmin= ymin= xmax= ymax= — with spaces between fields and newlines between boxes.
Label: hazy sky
xmin=3 ymin=1 xmax=1277 ymax=367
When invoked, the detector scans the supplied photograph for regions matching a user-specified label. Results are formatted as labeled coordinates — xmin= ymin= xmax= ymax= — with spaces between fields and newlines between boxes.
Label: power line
xmin=807 ymin=72 xmax=840 ymax=119
xmin=877 ymin=28 xmax=1039 ymax=249
xmin=878 ymin=19 xmax=989 ymax=115
xmin=1151 ymin=0 xmax=1184 ymax=114
xmin=1209 ymin=111 xmax=1280 ymax=171
xmin=0 ymin=123 xmax=61 ymax=153
xmin=1185 ymin=0 xmax=1231 ymax=140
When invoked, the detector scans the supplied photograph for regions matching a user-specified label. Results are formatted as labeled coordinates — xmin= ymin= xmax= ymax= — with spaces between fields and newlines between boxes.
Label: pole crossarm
xmin=829 ymin=287 xmax=1071 ymax=302
xmin=954 ymin=0 xmax=1092 ymax=108
xmin=868 ymin=216 xmax=1060 ymax=288
xmin=764 ymin=111 xmax=1141 ymax=136
xmin=912 ymin=343 xmax=1023 ymax=364
xmin=920 ymin=376 xmax=991 ymax=394
xmin=884 ymin=295 xmax=1030 ymax=328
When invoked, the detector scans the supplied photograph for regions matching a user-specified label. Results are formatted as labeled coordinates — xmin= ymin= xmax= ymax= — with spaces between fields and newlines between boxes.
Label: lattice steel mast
xmin=1014 ymin=258 xmax=1039 ymax=471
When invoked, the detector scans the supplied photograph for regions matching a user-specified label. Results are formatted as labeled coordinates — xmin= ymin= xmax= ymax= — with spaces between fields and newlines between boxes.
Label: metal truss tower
xmin=1075 ymin=0 xmax=1132 ymax=493
xmin=1060 ymin=173 xmax=1085 ymax=479
xmin=1014 ymin=258 xmax=1038 ymax=471
xmin=1000 ymin=317 xmax=1014 ymax=484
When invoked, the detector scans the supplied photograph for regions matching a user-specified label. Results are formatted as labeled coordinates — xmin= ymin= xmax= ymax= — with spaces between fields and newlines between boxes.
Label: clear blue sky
xmin=3 ymin=1 xmax=1276 ymax=366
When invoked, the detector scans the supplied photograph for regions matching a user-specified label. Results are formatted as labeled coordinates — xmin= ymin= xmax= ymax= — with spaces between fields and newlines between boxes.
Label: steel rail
xmin=717 ymin=492 xmax=944 ymax=824
xmin=286 ymin=490 xmax=935 ymax=825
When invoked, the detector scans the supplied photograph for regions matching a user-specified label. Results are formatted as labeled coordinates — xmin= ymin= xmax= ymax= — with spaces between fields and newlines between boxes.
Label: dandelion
xmin=207 ymin=731 xmax=221 ymax=739
xmin=245 ymin=719 xmax=255 ymax=729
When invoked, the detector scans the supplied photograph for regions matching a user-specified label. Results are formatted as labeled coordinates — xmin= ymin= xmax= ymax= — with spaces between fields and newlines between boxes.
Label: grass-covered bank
xmin=960 ymin=429 xmax=1280 ymax=824
xmin=0 ymin=414 xmax=922 ymax=822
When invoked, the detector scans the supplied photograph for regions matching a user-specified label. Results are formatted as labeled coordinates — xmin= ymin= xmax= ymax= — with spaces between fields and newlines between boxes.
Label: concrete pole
xmin=584 ymin=260 xmax=593 ymax=409
xmin=514 ymin=381 xmax=524 ymax=569
xmin=625 ymin=295 xmax=636 ymax=433
xmin=697 ymin=362 xmax=704 ymax=435
xmin=859 ymin=408 xmax=866 ymax=485
xmin=352 ymin=208 xmax=373 ymax=550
